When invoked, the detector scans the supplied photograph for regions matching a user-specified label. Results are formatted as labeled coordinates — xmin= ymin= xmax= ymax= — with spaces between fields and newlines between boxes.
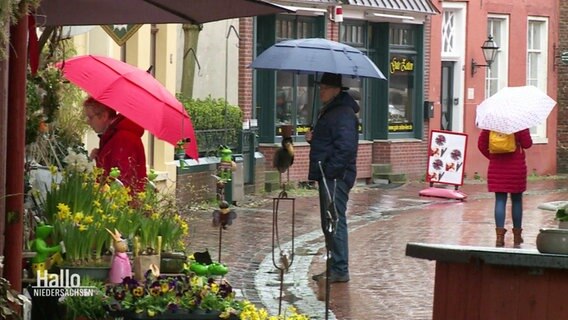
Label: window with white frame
xmin=527 ymin=17 xmax=548 ymax=140
xmin=486 ymin=16 xmax=508 ymax=98
xmin=442 ymin=11 xmax=456 ymax=56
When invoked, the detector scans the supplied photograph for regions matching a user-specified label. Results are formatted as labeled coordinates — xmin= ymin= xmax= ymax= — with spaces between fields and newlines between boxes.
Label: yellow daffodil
xmin=73 ymin=211 xmax=84 ymax=224
xmin=83 ymin=215 xmax=94 ymax=224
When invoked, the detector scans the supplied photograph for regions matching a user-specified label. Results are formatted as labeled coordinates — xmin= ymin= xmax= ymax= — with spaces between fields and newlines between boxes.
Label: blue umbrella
xmin=250 ymin=38 xmax=386 ymax=79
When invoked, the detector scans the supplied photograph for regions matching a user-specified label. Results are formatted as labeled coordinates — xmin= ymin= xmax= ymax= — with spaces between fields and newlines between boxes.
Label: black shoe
xmin=311 ymin=272 xmax=350 ymax=283
xmin=311 ymin=271 xmax=326 ymax=281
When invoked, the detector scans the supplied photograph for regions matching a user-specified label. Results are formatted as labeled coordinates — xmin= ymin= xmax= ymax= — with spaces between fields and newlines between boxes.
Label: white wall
xmin=176 ymin=19 xmax=240 ymax=105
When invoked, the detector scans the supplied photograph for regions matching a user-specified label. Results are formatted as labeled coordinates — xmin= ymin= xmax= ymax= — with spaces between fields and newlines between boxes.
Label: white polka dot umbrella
xmin=475 ymin=85 xmax=556 ymax=134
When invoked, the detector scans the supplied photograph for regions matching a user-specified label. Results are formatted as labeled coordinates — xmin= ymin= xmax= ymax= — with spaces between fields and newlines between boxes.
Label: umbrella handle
xmin=311 ymin=72 xmax=319 ymax=128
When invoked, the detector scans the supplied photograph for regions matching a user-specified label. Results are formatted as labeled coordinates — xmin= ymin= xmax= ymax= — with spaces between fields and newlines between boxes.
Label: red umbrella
xmin=56 ymin=55 xmax=198 ymax=159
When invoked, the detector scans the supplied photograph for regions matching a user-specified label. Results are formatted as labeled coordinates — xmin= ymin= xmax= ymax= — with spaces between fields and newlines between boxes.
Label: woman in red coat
xmin=478 ymin=129 xmax=532 ymax=247
xmin=84 ymin=97 xmax=147 ymax=193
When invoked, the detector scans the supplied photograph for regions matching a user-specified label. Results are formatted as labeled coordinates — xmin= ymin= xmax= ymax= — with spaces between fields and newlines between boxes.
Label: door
xmin=441 ymin=61 xmax=455 ymax=131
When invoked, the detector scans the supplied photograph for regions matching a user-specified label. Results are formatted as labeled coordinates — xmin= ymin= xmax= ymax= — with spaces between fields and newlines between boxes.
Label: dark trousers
xmin=318 ymin=178 xmax=350 ymax=276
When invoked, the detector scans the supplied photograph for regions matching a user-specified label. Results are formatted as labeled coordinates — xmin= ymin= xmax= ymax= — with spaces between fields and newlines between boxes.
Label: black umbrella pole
xmin=218 ymin=226 xmax=222 ymax=263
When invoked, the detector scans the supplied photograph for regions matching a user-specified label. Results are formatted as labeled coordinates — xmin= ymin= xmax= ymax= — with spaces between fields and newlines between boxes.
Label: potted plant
xmin=60 ymin=279 xmax=110 ymax=320
xmin=0 ymin=276 xmax=26 ymax=320
xmin=104 ymin=269 xmax=241 ymax=319
xmin=555 ymin=203 xmax=568 ymax=229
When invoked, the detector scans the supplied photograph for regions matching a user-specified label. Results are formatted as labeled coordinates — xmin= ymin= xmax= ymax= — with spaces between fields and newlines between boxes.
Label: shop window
xmin=273 ymin=15 xmax=320 ymax=137
xmin=388 ymin=25 xmax=419 ymax=135
xmin=340 ymin=21 xmax=367 ymax=135
xmin=388 ymin=55 xmax=415 ymax=132
xmin=275 ymin=72 xmax=315 ymax=136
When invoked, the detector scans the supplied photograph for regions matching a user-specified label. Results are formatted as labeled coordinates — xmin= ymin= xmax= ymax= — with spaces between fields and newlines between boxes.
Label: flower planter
xmin=114 ymin=310 xmax=237 ymax=320
xmin=56 ymin=265 xmax=111 ymax=282
xmin=160 ymin=252 xmax=187 ymax=274
xmin=536 ymin=228 xmax=568 ymax=254
xmin=133 ymin=254 xmax=160 ymax=280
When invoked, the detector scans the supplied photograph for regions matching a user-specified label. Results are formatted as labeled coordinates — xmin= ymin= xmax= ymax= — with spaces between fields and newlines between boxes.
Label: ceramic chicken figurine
xmin=106 ymin=228 xmax=132 ymax=283
xmin=273 ymin=137 xmax=294 ymax=174
xmin=30 ymin=224 xmax=62 ymax=277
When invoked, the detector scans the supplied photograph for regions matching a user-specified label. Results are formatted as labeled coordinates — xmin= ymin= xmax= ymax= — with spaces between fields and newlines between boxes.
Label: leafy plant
xmin=555 ymin=203 xmax=568 ymax=222
xmin=61 ymin=278 xmax=109 ymax=320
xmin=105 ymin=271 xmax=241 ymax=318
xmin=0 ymin=276 xmax=25 ymax=320
xmin=177 ymin=95 xmax=243 ymax=156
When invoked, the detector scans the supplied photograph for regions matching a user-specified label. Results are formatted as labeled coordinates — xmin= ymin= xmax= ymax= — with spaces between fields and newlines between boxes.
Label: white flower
xmin=63 ymin=149 xmax=94 ymax=173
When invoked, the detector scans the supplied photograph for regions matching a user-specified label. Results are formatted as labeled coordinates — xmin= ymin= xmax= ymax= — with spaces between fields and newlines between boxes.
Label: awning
xmin=344 ymin=0 xmax=440 ymax=15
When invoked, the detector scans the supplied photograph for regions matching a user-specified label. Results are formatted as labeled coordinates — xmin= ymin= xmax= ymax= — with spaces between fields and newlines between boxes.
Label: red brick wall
xmin=176 ymin=170 xmax=215 ymax=206
xmin=239 ymin=18 xmax=254 ymax=120
xmin=260 ymin=142 xmax=373 ymax=183
xmin=373 ymin=140 xmax=429 ymax=180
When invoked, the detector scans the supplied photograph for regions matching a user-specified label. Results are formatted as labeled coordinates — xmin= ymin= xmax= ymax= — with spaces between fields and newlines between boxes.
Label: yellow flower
xmin=78 ymin=224 xmax=88 ymax=231
xmin=147 ymin=310 xmax=156 ymax=317
xmin=150 ymin=286 xmax=161 ymax=296
xmin=93 ymin=200 xmax=101 ymax=208
xmin=151 ymin=212 xmax=159 ymax=220
xmin=56 ymin=203 xmax=71 ymax=220
xmin=73 ymin=211 xmax=84 ymax=224
xmin=137 ymin=191 xmax=146 ymax=200
xmin=210 ymin=282 xmax=219 ymax=294
xmin=160 ymin=282 xmax=169 ymax=293
xmin=132 ymin=286 xmax=144 ymax=297
xmin=83 ymin=215 xmax=94 ymax=224
xmin=181 ymin=222 xmax=189 ymax=235
xmin=49 ymin=165 xmax=58 ymax=175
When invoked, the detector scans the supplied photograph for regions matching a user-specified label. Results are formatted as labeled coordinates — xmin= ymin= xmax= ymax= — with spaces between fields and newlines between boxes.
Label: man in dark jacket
xmin=84 ymin=97 xmax=147 ymax=193
xmin=307 ymin=73 xmax=359 ymax=283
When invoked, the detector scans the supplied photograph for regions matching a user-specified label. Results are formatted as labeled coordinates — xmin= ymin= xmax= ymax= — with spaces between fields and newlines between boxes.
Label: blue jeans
xmin=318 ymin=178 xmax=350 ymax=276
xmin=495 ymin=192 xmax=523 ymax=228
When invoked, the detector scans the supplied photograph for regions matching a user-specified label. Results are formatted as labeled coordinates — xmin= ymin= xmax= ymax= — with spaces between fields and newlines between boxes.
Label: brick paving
xmin=187 ymin=178 xmax=568 ymax=320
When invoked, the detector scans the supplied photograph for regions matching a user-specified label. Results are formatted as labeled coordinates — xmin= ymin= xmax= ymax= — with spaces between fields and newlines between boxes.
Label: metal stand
xmin=318 ymin=161 xmax=337 ymax=320
xmin=272 ymin=170 xmax=296 ymax=315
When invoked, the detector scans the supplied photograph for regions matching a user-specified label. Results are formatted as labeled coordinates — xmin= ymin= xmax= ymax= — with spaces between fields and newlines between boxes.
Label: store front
xmin=251 ymin=0 xmax=439 ymax=183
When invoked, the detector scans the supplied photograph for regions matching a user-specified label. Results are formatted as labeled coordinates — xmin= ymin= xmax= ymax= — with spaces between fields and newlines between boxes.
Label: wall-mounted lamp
xmin=471 ymin=35 xmax=499 ymax=77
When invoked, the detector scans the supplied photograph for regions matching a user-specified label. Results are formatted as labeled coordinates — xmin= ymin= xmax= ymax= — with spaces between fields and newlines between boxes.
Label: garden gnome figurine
xmin=106 ymin=228 xmax=132 ymax=283
xmin=30 ymin=224 xmax=62 ymax=278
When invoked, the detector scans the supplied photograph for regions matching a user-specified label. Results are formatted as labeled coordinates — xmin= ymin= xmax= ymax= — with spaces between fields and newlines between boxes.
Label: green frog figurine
xmin=217 ymin=145 xmax=236 ymax=183
xmin=30 ymin=224 xmax=62 ymax=278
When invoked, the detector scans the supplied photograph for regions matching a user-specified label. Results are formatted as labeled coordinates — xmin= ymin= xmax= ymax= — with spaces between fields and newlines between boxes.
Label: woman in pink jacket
xmin=478 ymin=129 xmax=533 ymax=248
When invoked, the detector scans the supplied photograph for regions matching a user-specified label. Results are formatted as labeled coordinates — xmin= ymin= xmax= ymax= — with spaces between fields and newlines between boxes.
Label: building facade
xmin=241 ymin=0 xmax=440 ymax=184
xmin=428 ymin=0 xmax=559 ymax=180
xmin=242 ymin=0 xmax=560 ymax=187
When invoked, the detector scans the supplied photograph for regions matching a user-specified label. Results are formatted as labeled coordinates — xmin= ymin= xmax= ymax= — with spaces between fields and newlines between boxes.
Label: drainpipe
xmin=5 ymin=11 xmax=28 ymax=292
xmin=0 ymin=22 xmax=8 ymax=274
xmin=148 ymin=24 xmax=158 ymax=168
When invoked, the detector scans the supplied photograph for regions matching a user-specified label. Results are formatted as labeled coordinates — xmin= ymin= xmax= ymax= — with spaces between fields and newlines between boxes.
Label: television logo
xmin=31 ymin=269 xmax=97 ymax=297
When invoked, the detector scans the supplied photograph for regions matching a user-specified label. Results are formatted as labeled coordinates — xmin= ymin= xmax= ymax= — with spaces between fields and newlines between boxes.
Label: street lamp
xmin=471 ymin=35 xmax=499 ymax=77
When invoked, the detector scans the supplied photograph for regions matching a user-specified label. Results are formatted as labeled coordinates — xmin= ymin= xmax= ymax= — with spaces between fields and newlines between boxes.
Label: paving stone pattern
xmin=187 ymin=179 xmax=568 ymax=320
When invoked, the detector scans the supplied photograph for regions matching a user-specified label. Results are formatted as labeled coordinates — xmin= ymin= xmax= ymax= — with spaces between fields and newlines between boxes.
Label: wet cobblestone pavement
xmin=187 ymin=178 xmax=568 ymax=320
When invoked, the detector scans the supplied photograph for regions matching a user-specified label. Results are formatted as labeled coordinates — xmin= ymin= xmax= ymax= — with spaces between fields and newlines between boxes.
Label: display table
xmin=406 ymin=242 xmax=568 ymax=320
